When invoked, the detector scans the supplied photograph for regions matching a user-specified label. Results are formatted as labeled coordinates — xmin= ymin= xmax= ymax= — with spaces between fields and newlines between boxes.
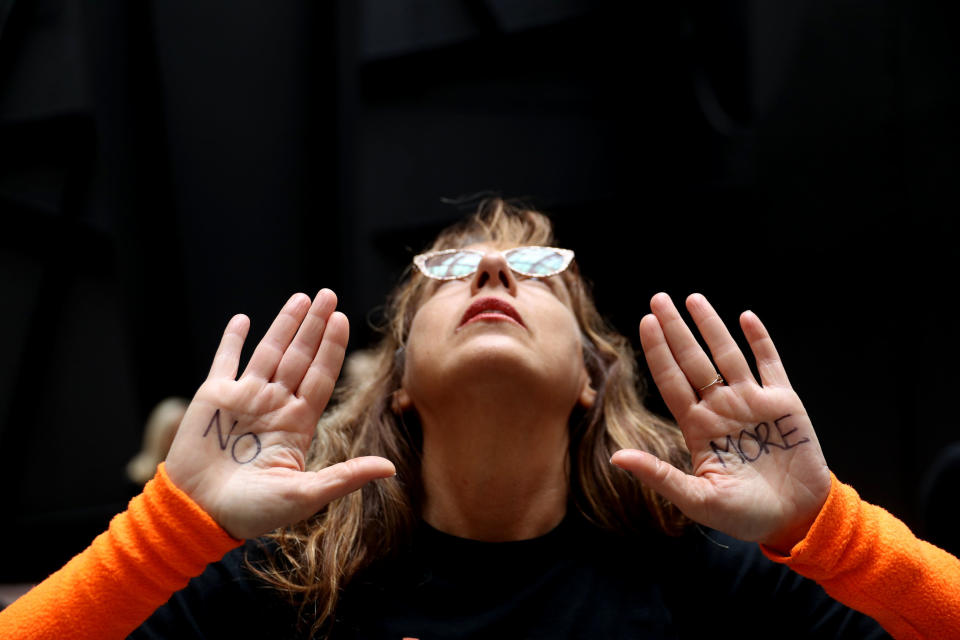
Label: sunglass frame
xmin=412 ymin=246 xmax=575 ymax=281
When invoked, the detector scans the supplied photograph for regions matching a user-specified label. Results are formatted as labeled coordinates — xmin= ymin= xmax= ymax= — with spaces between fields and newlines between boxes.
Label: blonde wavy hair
xmin=253 ymin=198 xmax=691 ymax=636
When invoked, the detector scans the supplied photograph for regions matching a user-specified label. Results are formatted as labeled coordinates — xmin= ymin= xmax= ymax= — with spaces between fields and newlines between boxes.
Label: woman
xmin=1 ymin=200 xmax=957 ymax=639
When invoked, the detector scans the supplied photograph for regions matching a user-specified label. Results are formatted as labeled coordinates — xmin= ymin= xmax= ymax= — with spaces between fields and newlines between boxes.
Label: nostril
xmin=498 ymin=271 xmax=509 ymax=287
xmin=477 ymin=272 xmax=490 ymax=287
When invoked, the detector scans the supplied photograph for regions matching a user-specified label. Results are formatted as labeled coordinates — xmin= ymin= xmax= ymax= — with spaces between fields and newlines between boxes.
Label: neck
xmin=416 ymin=382 xmax=572 ymax=541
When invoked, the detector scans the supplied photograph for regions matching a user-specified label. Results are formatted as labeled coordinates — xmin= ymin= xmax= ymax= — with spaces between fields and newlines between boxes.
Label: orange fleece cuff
xmin=119 ymin=462 xmax=243 ymax=592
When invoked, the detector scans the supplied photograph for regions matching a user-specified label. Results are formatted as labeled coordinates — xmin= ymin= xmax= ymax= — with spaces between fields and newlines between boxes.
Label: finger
xmin=685 ymin=293 xmax=755 ymax=385
xmin=610 ymin=449 xmax=705 ymax=520
xmin=639 ymin=314 xmax=699 ymax=419
xmin=740 ymin=310 xmax=791 ymax=387
xmin=649 ymin=292 xmax=720 ymax=394
xmin=241 ymin=293 xmax=311 ymax=381
xmin=299 ymin=456 xmax=396 ymax=512
xmin=207 ymin=314 xmax=250 ymax=380
xmin=273 ymin=289 xmax=338 ymax=391
xmin=298 ymin=311 xmax=349 ymax=415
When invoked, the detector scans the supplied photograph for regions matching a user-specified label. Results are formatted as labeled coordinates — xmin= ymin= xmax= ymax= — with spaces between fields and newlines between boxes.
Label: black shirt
xmin=131 ymin=515 xmax=889 ymax=639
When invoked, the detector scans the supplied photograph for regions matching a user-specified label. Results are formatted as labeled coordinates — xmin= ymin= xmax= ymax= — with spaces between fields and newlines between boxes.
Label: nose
xmin=470 ymin=251 xmax=518 ymax=296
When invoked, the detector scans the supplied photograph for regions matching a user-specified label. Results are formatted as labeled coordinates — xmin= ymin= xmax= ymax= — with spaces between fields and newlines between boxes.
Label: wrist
xmin=760 ymin=473 xmax=834 ymax=555
xmin=761 ymin=513 xmax=818 ymax=555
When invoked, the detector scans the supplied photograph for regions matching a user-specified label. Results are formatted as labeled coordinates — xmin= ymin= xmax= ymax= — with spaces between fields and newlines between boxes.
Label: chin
xmin=405 ymin=332 xmax=583 ymax=406
xmin=457 ymin=338 xmax=538 ymax=373
xmin=421 ymin=339 xmax=539 ymax=391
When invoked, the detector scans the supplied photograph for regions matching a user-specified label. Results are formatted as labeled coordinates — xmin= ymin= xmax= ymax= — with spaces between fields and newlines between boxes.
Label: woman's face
xmin=398 ymin=243 xmax=595 ymax=415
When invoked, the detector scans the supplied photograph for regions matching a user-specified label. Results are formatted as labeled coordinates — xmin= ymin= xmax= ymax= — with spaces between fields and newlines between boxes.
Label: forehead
xmin=461 ymin=241 xmax=511 ymax=252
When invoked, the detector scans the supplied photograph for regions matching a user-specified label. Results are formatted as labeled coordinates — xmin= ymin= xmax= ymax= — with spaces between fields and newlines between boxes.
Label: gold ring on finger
xmin=697 ymin=373 xmax=724 ymax=393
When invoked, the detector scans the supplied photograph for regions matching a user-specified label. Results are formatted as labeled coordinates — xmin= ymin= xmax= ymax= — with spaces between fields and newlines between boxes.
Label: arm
xmin=762 ymin=474 xmax=960 ymax=640
xmin=610 ymin=292 xmax=960 ymax=639
xmin=0 ymin=290 xmax=396 ymax=639
xmin=659 ymin=526 xmax=890 ymax=639
xmin=0 ymin=465 xmax=238 ymax=640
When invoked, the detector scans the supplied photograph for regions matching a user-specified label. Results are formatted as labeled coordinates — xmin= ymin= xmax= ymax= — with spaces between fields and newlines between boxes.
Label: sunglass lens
xmin=506 ymin=247 xmax=568 ymax=276
xmin=420 ymin=251 xmax=482 ymax=278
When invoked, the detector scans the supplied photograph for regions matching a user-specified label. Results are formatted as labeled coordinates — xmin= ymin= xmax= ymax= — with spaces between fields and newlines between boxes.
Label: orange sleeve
xmin=0 ymin=463 xmax=242 ymax=640
xmin=762 ymin=473 xmax=960 ymax=640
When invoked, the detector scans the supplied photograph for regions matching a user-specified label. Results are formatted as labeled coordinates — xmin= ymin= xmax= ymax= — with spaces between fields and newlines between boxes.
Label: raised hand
xmin=163 ymin=290 xmax=395 ymax=540
xmin=612 ymin=293 xmax=831 ymax=552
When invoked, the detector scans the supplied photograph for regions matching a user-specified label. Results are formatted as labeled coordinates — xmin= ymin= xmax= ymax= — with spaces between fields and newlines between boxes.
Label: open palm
xmin=613 ymin=293 xmax=831 ymax=551
xmin=164 ymin=290 xmax=395 ymax=540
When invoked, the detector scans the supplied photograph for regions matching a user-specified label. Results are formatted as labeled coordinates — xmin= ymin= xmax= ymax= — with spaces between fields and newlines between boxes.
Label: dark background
xmin=1 ymin=0 xmax=958 ymax=581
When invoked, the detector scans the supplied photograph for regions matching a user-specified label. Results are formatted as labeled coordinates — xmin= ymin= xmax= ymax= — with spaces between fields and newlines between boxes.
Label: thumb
xmin=610 ymin=449 xmax=703 ymax=515
xmin=301 ymin=456 xmax=397 ymax=510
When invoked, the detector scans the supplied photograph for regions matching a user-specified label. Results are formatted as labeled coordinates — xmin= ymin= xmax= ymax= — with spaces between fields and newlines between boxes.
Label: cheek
xmin=406 ymin=297 xmax=448 ymax=346
xmin=401 ymin=303 xmax=446 ymax=386
xmin=538 ymin=309 xmax=588 ymax=373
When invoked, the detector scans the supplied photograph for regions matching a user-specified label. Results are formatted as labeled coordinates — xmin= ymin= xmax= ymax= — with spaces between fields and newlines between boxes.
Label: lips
xmin=458 ymin=296 xmax=525 ymax=329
